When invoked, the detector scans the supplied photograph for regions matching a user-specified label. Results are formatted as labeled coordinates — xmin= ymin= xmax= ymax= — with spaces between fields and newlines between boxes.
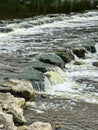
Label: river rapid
xmin=0 ymin=10 xmax=98 ymax=129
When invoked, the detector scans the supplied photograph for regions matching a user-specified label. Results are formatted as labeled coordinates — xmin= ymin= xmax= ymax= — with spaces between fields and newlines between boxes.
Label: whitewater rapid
xmin=0 ymin=10 xmax=98 ymax=104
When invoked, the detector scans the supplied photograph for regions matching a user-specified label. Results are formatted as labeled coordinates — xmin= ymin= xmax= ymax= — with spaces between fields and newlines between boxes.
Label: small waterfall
xmin=95 ymin=43 xmax=98 ymax=54
xmin=32 ymin=81 xmax=45 ymax=92
xmin=32 ymin=67 xmax=66 ymax=93
xmin=44 ymin=67 xmax=66 ymax=85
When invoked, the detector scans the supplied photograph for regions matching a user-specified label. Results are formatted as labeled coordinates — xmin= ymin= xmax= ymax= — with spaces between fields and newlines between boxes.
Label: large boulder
xmin=72 ymin=48 xmax=85 ymax=58
xmin=28 ymin=122 xmax=52 ymax=130
xmin=20 ymin=68 xmax=44 ymax=82
xmin=0 ymin=93 xmax=26 ymax=125
xmin=0 ymin=112 xmax=17 ymax=130
xmin=38 ymin=53 xmax=64 ymax=68
xmin=1 ymin=79 xmax=35 ymax=100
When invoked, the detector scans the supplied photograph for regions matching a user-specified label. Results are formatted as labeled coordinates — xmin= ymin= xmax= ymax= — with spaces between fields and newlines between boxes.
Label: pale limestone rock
xmin=1 ymin=79 xmax=35 ymax=100
xmin=28 ymin=122 xmax=52 ymax=130
xmin=0 ymin=92 xmax=26 ymax=125
xmin=0 ymin=112 xmax=17 ymax=130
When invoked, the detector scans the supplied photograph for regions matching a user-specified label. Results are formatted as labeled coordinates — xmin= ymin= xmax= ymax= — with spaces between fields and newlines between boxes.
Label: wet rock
xmin=83 ymin=43 xmax=96 ymax=53
xmin=41 ymin=93 xmax=47 ymax=98
xmin=31 ymin=60 xmax=57 ymax=73
xmin=28 ymin=122 xmax=52 ymax=130
xmin=1 ymin=79 xmax=35 ymax=100
xmin=86 ymin=46 xmax=96 ymax=53
xmin=55 ymin=49 xmax=74 ymax=63
xmin=20 ymin=68 xmax=44 ymax=82
xmin=73 ymin=48 xmax=85 ymax=58
xmin=38 ymin=53 xmax=64 ymax=68
xmin=0 ymin=27 xmax=13 ymax=33
xmin=0 ymin=112 xmax=17 ymax=130
xmin=73 ymin=61 xmax=82 ymax=65
xmin=92 ymin=62 xmax=98 ymax=67
xmin=0 ymin=93 xmax=26 ymax=125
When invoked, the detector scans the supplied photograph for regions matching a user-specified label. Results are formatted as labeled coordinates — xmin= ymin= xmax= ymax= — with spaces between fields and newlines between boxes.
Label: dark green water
xmin=0 ymin=0 xmax=98 ymax=19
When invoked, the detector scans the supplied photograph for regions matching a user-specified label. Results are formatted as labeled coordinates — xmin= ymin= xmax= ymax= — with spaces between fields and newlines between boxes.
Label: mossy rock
xmin=38 ymin=53 xmax=64 ymax=68
xmin=20 ymin=67 xmax=44 ymax=82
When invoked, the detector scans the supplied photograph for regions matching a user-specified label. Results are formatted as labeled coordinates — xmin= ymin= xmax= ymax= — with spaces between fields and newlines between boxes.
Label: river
xmin=0 ymin=1 xmax=98 ymax=130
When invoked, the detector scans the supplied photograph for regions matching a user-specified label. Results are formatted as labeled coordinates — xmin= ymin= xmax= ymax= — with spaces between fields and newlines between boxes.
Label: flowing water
xmin=0 ymin=10 xmax=98 ymax=129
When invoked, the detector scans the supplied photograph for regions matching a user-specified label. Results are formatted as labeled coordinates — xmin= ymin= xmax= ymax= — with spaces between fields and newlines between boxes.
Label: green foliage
xmin=0 ymin=0 xmax=98 ymax=19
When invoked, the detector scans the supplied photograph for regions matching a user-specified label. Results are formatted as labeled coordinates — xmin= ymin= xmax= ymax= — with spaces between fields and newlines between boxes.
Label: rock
xmin=83 ymin=43 xmax=96 ymax=53
xmin=0 ymin=93 xmax=26 ymax=125
xmin=31 ymin=60 xmax=57 ymax=73
xmin=73 ymin=48 xmax=85 ymax=58
xmin=0 ymin=112 xmax=17 ymax=130
xmin=20 ymin=68 xmax=44 ymax=82
xmin=55 ymin=50 xmax=74 ymax=63
xmin=92 ymin=62 xmax=98 ymax=67
xmin=38 ymin=53 xmax=64 ymax=68
xmin=73 ymin=61 xmax=82 ymax=65
xmin=1 ymin=79 xmax=35 ymax=100
xmin=17 ymin=125 xmax=28 ymax=130
xmin=0 ymin=27 xmax=13 ymax=33
xmin=28 ymin=122 xmax=52 ymax=130
xmin=86 ymin=46 xmax=96 ymax=53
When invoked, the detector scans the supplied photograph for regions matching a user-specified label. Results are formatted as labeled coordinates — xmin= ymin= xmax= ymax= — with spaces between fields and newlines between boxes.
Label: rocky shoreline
xmin=0 ymin=45 xmax=98 ymax=130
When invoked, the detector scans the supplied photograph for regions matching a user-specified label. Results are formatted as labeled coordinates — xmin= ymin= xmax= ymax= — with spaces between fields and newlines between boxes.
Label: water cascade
xmin=42 ymin=47 xmax=98 ymax=104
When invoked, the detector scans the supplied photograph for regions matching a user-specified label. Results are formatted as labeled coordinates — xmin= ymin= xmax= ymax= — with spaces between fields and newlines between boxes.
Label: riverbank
xmin=0 ymin=0 xmax=98 ymax=19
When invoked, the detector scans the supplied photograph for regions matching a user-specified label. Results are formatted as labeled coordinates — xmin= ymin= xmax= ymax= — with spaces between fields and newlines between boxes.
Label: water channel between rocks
xmin=0 ymin=10 xmax=98 ymax=129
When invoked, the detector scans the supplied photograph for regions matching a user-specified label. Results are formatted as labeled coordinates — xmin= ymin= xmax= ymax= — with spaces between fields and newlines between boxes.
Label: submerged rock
xmin=28 ymin=122 xmax=52 ymax=130
xmin=73 ymin=48 xmax=85 ymax=58
xmin=38 ymin=53 xmax=64 ymax=68
xmin=0 ymin=93 xmax=26 ymax=125
xmin=1 ymin=79 xmax=35 ymax=100
xmin=92 ymin=62 xmax=98 ymax=67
